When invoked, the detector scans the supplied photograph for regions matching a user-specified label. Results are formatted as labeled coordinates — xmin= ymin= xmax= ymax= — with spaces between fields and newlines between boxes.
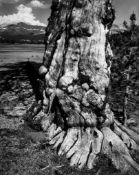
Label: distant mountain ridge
xmin=0 ymin=22 xmax=122 ymax=44
xmin=0 ymin=22 xmax=46 ymax=44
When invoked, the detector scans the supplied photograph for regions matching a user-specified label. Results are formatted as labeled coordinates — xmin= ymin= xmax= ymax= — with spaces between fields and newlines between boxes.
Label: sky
xmin=0 ymin=0 xmax=138 ymax=27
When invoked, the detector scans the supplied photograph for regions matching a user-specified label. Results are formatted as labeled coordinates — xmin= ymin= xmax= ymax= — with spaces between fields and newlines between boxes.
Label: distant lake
xmin=0 ymin=44 xmax=45 ymax=68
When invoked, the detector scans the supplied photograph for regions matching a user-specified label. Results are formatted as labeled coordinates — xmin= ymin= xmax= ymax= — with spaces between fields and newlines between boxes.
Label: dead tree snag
xmin=25 ymin=0 xmax=139 ymax=173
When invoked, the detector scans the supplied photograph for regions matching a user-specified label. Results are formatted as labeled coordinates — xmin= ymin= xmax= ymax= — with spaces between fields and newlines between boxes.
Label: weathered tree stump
xmin=25 ymin=0 xmax=139 ymax=173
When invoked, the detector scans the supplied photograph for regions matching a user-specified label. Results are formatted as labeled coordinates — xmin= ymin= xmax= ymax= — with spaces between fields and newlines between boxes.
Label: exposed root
xmin=24 ymin=101 xmax=139 ymax=174
xmin=58 ymin=128 xmax=79 ymax=155
xmin=50 ymin=131 xmax=66 ymax=148
xmin=48 ymin=125 xmax=103 ymax=169
xmin=123 ymin=155 xmax=139 ymax=173
xmin=101 ymin=127 xmax=134 ymax=172
xmin=45 ymin=123 xmax=139 ymax=173
xmin=115 ymin=120 xmax=139 ymax=144
xmin=48 ymin=124 xmax=63 ymax=140
xmin=113 ymin=123 xmax=138 ymax=151
xmin=86 ymin=128 xmax=103 ymax=169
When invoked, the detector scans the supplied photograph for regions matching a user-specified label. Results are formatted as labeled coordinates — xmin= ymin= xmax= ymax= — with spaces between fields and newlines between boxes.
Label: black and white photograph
xmin=0 ymin=0 xmax=139 ymax=174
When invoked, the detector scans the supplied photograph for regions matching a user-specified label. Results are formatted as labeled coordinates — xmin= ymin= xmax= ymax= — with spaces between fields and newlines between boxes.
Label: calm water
xmin=0 ymin=44 xmax=45 ymax=66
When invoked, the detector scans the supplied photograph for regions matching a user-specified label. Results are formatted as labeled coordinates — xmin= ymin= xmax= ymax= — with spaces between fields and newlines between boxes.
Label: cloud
xmin=0 ymin=4 xmax=45 ymax=26
xmin=0 ymin=0 xmax=51 ymax=8
xmin=29 ymin=0 xmax=45 ymax=8
xmin=28 ymin=0 xmax=50 ymax=9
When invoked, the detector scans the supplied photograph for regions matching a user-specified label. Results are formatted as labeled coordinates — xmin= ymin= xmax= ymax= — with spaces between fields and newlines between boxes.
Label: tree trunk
xmin=123 ymin=65 xmax=131 ymax=126
xmin=25 ymin=0 xmax=139 ymax=173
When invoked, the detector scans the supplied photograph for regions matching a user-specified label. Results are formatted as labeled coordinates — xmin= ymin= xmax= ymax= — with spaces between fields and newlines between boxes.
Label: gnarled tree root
xmin=44 ymin=120 xmax=139 ymax=174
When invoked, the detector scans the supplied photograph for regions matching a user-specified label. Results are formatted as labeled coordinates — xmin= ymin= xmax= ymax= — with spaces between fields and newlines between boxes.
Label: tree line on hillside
xmin=110 ymin=12 xmax=139 ymax=47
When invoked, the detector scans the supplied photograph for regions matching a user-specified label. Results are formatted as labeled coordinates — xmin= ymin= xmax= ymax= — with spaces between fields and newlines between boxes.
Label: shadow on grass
xmin=0 ymin=61 xmax=43 ymax=100
xmin=25 ymin=61 xmax=44 ymax=101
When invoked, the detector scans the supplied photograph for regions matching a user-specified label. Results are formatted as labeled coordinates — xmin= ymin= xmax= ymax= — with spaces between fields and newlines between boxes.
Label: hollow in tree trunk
xmin=25 ymin=0 xmax=139 ymax=173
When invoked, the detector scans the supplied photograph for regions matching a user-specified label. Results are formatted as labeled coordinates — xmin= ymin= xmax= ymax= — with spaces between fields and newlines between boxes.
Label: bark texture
xmin=26 ymin=0 xmax=139 ymax=173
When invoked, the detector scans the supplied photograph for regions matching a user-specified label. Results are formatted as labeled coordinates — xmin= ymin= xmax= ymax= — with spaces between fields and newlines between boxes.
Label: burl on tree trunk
xmin=25 ymin=0 xmax=139 ymax=173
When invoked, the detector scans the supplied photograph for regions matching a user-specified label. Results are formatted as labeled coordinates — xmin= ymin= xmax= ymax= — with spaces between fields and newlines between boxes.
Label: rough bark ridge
xmin=26 ymin=0 xmax=139 ymax=173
